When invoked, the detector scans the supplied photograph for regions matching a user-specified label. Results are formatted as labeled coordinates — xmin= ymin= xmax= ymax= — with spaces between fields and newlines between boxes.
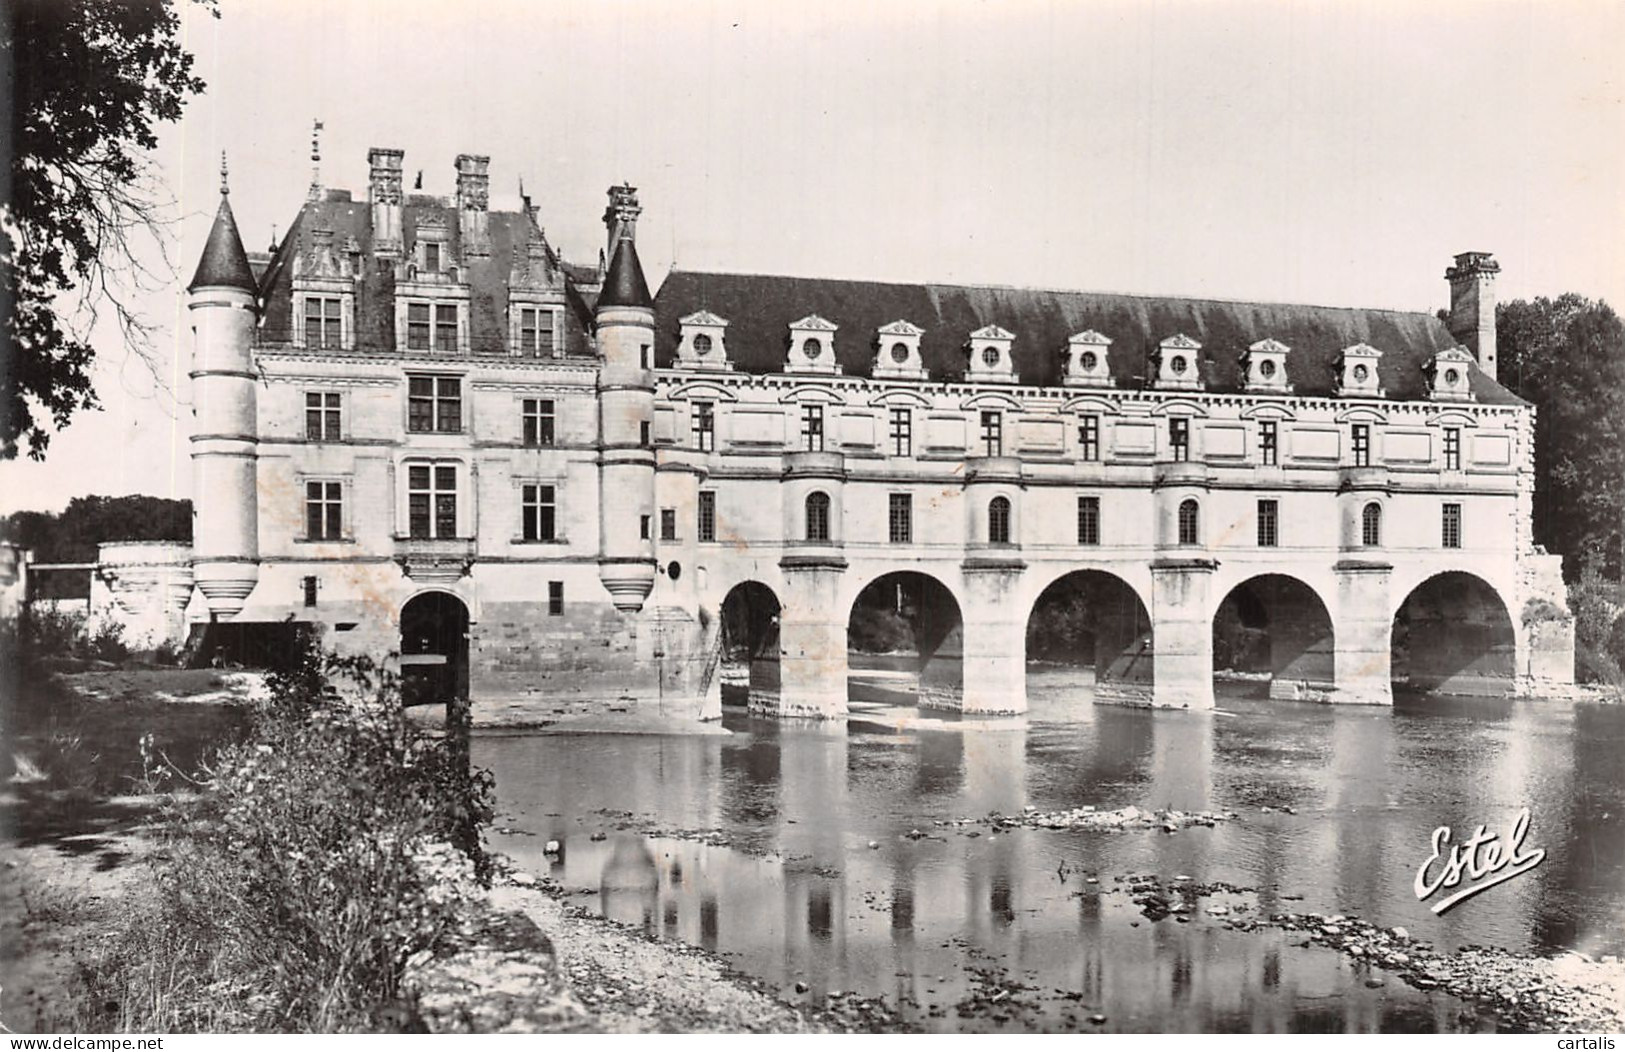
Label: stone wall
xmin=91 ymin=542 xmax=195 ymax=650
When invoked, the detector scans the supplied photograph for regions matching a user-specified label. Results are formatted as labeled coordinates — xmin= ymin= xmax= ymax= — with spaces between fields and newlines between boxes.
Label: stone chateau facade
xmin=181 ymin=147 xmax=1574 ymax=719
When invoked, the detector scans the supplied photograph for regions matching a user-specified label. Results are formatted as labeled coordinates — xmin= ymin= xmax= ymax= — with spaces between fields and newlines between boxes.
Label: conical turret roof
xmin=597 ymin=234 xmax=651 ymax=310
xmin=188 ymin=194 xmax=257 ymax=293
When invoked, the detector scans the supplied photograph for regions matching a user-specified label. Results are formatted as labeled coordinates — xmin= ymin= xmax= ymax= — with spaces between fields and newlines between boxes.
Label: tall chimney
xmin=368 ymin=147 xmax=404 ymax=257
xmin=603 ymin=183 xmax=642 ymax=259
xmin=1445 ymin=251 xmax=1500 ymax=383
xmin=456 ymin=154 xmax=491 ymax=258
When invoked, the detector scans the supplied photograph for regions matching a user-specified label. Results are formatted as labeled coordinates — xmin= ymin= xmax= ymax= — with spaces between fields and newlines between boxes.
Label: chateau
xmin=182 ymin=147 xmax=1574 ymax=719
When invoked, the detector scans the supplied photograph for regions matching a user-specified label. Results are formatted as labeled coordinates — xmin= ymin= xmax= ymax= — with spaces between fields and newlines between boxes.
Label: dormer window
xmin=874 ymin=319 xmax=926 ymax=379
xmin=1425 ymin=346 xmax=1476 ymax=402
xmin=694 ymin=334 xmax=713 ymax=356
xmin=424 ymin=242 xmax=441 ymax=273
xmin=1152 ymin=334 xmax=1204 ymax=391
xmin=676 ymin=310 xmax=731 ymax=371
xmin=1063 ymin=331 xmax=1112 ymax=387
xmin=1241 ymin=338 xmax=1291 ymax=394
xmin=514 ymin=306 xmax=558 ymax=357
xmin=786 ymin=315 xmax=840 ymax=374
xmin=965 ymin=324 xmax=1016 ymax=384
xmin=1337 ymin=342 xmax=1385 ymax=398
xmin=304 ymin=296 xmax=342 ymax=349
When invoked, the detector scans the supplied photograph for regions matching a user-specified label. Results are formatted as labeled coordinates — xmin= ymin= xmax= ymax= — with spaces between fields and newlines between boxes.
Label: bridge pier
xmin=1150 ymin=559 xmax=1215 ymax=709
xmin=959 ymin=562 xmax=1027 ymax=715
xmin=773 ymin=557 xmax=848 ymax=718
xmin=1332 ymin=561 xmax=1394 ymax=705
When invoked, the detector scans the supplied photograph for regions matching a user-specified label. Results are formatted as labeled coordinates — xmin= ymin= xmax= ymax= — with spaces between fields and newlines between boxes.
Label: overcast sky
xmin=5 ymin=0 xmax=1622 ymax=513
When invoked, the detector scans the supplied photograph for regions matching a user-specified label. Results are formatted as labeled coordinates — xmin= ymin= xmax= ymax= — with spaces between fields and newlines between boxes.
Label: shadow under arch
xmin=400 ymin=589 xmax=470 ymax=706
xmin=1025 ymin=569 xmax=1153 ymax=705
xmin=1211 ymin=573 xmax=1335 ymax=701
xmin=1392 ymin=570 xmax=1516 ymax=697
xmin=848 ymin=570 xmax=964 ymax=709
xmin=718 ymin=580 xmax=782 ymax=709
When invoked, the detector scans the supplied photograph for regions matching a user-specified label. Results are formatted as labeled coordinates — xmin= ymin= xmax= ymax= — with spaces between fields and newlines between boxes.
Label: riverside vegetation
xmin=5 ymin=616 xmax=498 ymax=1032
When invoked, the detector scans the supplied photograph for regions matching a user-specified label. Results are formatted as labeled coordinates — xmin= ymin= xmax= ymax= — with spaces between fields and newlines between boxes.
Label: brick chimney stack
xmin=456 ymin=154 xmax=491 ymax=258
xmin=1445 ymin=251 xmax=1500 ymax=383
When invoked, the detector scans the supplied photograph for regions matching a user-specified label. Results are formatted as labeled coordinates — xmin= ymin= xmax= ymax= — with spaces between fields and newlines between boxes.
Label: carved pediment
xmin=789 ymin=313 xmax=838 ymax=332
xmin=878 ymin=319 xmax=924 ymax=337
xmin=682 ymin=310 xmax=730 ymax=327
xmin=970 ymin=324 xmax=1015 ymax=341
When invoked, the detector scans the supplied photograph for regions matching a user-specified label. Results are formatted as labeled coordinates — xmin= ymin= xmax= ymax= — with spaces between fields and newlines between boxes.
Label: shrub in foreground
xmin=75 ymin=647 xmax=495 ymax=1032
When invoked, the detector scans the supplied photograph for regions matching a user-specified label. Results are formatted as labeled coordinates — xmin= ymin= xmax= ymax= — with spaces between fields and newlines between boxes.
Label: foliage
xmin=848 ymin=603 xmax=915 ymax=655
xmin=16 ymin=605 xmax=129 ymax=668
xmin=1569 ymin=561 xmax=1624 ymax=687
xmin=3 ymin=0 xmax=216 ymax=459
xmin=74 ymin=646 xmax=495 ymax=1031
xmin=1497 ymin=295 xmax=1625 ymax=579
xmin=1 ymin=494 xmax=192 ymax=562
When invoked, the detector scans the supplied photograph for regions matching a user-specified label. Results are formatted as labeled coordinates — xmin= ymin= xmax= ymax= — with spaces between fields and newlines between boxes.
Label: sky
xmin=4 ymin=0 xmax=1622 ymax=513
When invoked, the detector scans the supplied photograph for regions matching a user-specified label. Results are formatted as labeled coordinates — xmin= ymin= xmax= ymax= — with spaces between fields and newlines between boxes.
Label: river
xmin=477 ymin=672 xmax=1625 ymax=1032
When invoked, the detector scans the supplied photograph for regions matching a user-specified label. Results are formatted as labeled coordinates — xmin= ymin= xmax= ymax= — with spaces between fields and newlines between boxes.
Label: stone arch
xmin=399 ymin=589 xmax=470 ymax=706
xmin=847 ymin=569 xmax=964 ymax=709
xmin=1212 ymin=573 xmax=1336 ymax=702
xmin=718 ymin=580 xmax=781 ymax=709
xmin=1026 ymin=569 xmax=1154 ymax=705
xmin=1391 ymin=570 xmax=1516 ymax=696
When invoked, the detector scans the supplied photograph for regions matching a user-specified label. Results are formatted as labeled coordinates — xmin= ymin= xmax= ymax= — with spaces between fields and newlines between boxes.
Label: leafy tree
xmin=0 ymin=494 xmax=191 ymax=562
xmin=1497 ymin=295 xmax=1625 ymax=579
xmin=2 ymin=0 xmax=215 ymax=460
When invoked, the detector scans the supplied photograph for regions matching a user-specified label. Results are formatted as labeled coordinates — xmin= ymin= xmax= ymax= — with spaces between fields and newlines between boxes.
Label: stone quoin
xmin=182 ymin=146 xmax=1574 ymax=719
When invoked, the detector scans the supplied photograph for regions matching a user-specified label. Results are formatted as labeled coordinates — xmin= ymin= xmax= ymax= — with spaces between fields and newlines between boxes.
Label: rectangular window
xmin=434 ymin=304 xmax=458 ymax=354
xmin=660 ymin=508 xmax=677 ymax=542
xmin=1353 ymin=424 xmax=1371 ymax=467
xmin=1442 ymin=503 xmax=1462 ymax=548
xmin=1079 ymin=415 xmax=1100 ymax=462
xmin=888 ymin=493 xmax=912 ymax=544
xmin=1170 ymin=418 xmax=1190 ymax=462
xmin=1257 ymin=499 xmax=1279 ymax=547
xmin=407 ymin=303 xmax=431 ymax=351
xmin=304 ymin=296 xmax=341 ymax=348
xmin=640 ymin=515 xmax=651 ymax=540
xmin=980 ymin=411 xmax=1003 ymax=456
xmin=408 ymin=464 xmax=457 ymax=539
xmin=1260 ymin=420 xmax=1278 ymax=466
xmin=1077 ymin=496 xmax=1100 ymax=546
xmin=698 ymin=491 xmax=716 ymax=542
xmin=408 ymin=376 xmax=462 ymax=433
xmin=521 ymin=484 xmax=556 ymax=542
xmin=802 ymin=404 xmax=825 ymax=453
xmin=522 ymin=398 xmax=555 ymax=447
xmin=517 ymin=307 xmax=557 ymax=357
xmin=302 ymin=575 xmax=318 ymax=608
xmin=548 ymin=581 xmax=564 ymax=616
xmin=1444 ymin=427 xmax=1461 ymax=471
xmin=305 ymin=392 xmax=341 ymax=441
xmin=693 ymin=402 xmax=714 ymax=451
xmin=889 ymin=408 xmax=912 ymax=457
xmin=304 ymin=481 xmax=342 ymax=541
xmin=424 ymin=242 xmax=441 ymax=272
xmin=640 ymin=421 xmax=651 ymax=448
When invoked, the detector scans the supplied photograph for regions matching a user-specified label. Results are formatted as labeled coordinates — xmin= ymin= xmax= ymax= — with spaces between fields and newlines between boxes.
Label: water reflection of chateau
xmin=182 ymin=143 xmax=1573 ymax=715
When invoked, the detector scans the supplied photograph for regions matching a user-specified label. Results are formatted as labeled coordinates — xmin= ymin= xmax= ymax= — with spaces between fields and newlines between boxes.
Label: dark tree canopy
xmin=1497 ymin=295 xmax=1625 ymax=579
xmin=1 ymin=0 xmax=214 ymax=460
xmin=1 ymin=494 xmax=192 ymax=563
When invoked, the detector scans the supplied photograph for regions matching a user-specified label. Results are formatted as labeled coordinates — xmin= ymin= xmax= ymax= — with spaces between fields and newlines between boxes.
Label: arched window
xmin=1177 ymin=498 xmax=1200 ymax=546
xmin=988 ymin=496 xmax=1012 ymax=544
xmin=805 ymin=491 xmax=831 ymax=543
xmin=1362 ymin=501 xmax=1382 ymax=547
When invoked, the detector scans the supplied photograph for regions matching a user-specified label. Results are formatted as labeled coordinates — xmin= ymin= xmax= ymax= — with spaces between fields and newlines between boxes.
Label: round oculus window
xmin=693 ymin=333 xmax=712 ymax=356
xmin=803 ymin=338 xmax=822 ymax=360
xmin=666 ymin=561 xmax=682 ymax=582
xmin=1170 ymin=355 xmax=1188 ymax=376
xmin=1080 ymin=350 xmax=1098 ymax=371
xmin=981 ymin=346 xmax=1001 ymax=368
xmin=1444 ymin=368 xmax=1460 ymax=386
xmin=890 ymin=342 xmax=910 ymax=364
xmin=1259 ymin=359 xmax=1277 ymax=379
xmin=1352 ymin=363 xmax=1370 ymax=382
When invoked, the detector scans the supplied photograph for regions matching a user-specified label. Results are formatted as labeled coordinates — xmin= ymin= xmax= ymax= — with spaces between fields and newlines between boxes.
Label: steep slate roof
xmin=597 ymin=236 xmax=652 ymax=309
xmin=255 ymin=190 xmax=596 ymax=356
xmin=653 ymin=270 xmax=1524 ymax=405
xmin=188 ymin=195 xmax=257 ymax=293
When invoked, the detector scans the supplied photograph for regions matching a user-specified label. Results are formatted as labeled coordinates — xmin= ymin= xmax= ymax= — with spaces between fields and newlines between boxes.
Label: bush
xmin=1569 ymin=561 xmax=1623 ymax=686
xmin=73 ymin=646 xmax=495 ymax=1032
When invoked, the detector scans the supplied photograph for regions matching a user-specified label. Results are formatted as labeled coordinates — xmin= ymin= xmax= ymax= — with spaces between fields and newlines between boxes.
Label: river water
xmin=478 ymin=672 xmax=1625 ymax=1032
